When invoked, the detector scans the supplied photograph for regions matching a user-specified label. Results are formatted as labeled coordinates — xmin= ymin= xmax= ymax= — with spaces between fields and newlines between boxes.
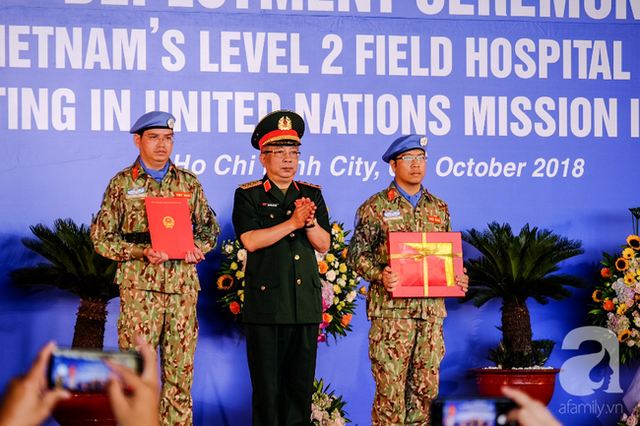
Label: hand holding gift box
xmin=387 ymin=232 xmax=465 ymax=298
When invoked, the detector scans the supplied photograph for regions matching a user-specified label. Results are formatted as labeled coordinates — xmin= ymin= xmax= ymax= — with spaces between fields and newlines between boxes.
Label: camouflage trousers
xmin=368 ymin=317 xmax=445 ymax=426
xmin=118 ymin=287 xmax=199 ymax=426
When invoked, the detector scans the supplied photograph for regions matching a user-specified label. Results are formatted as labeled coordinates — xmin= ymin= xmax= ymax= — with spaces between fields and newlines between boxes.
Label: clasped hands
xmin=292 ymin=197 xmax=317 ymax=229
xmin=142 ymin=247 xmax=205 ymax=265
xmin=381 ymin=265 xmax=470 ymax=294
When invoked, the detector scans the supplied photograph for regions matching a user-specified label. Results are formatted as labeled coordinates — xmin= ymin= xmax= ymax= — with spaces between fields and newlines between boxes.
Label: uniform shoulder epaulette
xmin=297 ymin=180 xmax=322 ymax=189
xmin=238 ymin=180 xmax=263 ymax=190
xmin=173 ymin=164 xmax=198 ymax=178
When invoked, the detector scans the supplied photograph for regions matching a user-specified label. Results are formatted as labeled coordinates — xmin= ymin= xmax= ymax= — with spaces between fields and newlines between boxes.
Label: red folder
xmin=144 ymin=197 xmax=195 ymax=259
xmin=388 ymin=232 xmax=465 ymax=298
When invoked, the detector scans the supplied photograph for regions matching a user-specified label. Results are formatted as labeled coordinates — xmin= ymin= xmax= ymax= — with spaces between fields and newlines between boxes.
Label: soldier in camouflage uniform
xmin=346 ymin=135 xmax=468 ymax=426
xmin=91 ymin=111 xmax=220 ymax=426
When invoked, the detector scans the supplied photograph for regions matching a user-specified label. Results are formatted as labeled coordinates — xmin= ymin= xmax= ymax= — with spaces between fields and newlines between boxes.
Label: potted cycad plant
xmin=11 ymin=218 xmax=119 ymax=425
xmin=462 ymin=222 xmax=586 ymax=405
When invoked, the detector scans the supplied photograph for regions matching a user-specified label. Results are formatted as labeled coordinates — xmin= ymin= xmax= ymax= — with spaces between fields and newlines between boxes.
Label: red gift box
xmin=388 ymin=232 xmax=464 ymax=298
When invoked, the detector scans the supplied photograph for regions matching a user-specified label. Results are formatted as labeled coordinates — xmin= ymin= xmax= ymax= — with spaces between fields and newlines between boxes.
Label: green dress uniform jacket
xmin=232 ymin=176 xmax=330 ymax=324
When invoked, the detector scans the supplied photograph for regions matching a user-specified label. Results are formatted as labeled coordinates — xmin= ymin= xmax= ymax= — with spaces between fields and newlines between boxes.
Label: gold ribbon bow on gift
xmin=390 ymin=233 xmax=462 ymax=296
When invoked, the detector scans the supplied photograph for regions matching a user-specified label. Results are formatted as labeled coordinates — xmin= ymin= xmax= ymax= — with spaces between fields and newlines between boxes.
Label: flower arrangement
xmin=317 ymin=222 xmax=365 ymax=343
xmin=216 ymin=221 xmax=365 ymax=342
xmin=589 ymin=208 xmax=640 ymax=365
xmin=217 ymin=238 xmax=247 ymax=320
xmin=619 ymin=401 xmax=640 ymax=426
xmin=311 ymin=378 xmax=351 ymax=426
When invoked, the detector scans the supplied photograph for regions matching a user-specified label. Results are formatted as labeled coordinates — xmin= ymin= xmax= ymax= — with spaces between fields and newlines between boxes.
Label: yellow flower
xmin=332 ymin=223 xmax=341 ymax=232
xmin=333 ymin=284 xmax=342 ymax=294
xmin=624 ymin=272 xmax=636 ymax=285
xmin=623 ymin=248 xmax=635 ymax=259
xmin=592 ymin=290 xmax=603 ymax=303
xmin=333 ymin=296 xmax=339 ymax=305
xmin=618 ymin=330 xmax=631 ymax=342
xmin=230 ymin=262 xmax=238 ymax=270
xmin=627 ymin=235 xmax=640 ymax=250
xmin=616 ymin=257 xmax=629 ymax=271
xmin=617 ymin=304 xmax=628 ymax=315
xmin=339 ymin=263 xmax=347 ymax=273
xmin=236 ymin=271 xmax=245 ymax=279
xmin=216 ymin=275 xmax=234 ymax=290
xmin=326 ymin=253 xmax=336 ymax=263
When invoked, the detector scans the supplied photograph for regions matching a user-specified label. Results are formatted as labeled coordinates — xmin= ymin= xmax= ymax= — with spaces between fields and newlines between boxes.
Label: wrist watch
xmin=305 ymin=217 xmax=317 ymax=228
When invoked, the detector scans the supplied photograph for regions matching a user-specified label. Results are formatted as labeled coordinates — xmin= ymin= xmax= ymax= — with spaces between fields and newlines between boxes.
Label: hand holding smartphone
xmin=431 ymin=397 xmax=518 ymax=426
xmin=47 ymin=348 xmax=143 ymax=393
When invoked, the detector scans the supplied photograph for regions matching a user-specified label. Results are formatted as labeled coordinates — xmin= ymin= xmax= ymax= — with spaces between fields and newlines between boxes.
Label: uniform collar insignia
xmin=132 ymin=165 xmax=139 ymax=180
xmin=263 ymin=180 xmax=272 ymax=192
xmin=387 ymin=188 xmax=396 ymax=201
xmin=293 ymin=181 xmax=299 ymax=191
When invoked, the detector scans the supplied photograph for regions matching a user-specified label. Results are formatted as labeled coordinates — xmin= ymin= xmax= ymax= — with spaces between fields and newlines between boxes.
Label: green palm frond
xmin=11 ymin=218 xmax=119 ymax=301
xmin=462 ymin=222 xmax=586 ymax=307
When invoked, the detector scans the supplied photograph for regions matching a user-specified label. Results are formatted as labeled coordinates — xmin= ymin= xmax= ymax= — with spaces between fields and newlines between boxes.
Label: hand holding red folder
xmin=144 ymin=197 xmax=196 ymax=260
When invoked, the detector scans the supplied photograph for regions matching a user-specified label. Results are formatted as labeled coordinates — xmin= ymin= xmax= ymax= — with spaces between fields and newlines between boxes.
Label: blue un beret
xmin=382 ymin=135 xmax=428 ymax=163
xmin=129 ymin=111 xmax=176 ymax=134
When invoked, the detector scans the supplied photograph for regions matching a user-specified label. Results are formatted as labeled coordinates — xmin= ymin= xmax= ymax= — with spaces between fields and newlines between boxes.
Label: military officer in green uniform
xmin=91 ymin=111 xmax=220 ymax=426
xmin=346 ymin=135 xmax=468 ymax=426
xmin=232 ymin=110 xmax=331 ymax=426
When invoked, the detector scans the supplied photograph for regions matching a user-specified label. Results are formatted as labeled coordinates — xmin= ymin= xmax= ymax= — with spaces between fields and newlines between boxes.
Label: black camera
xmin=431 ymin=396 xmax=518 ymax=426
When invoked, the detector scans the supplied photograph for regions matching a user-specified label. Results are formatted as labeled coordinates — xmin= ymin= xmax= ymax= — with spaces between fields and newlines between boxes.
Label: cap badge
xmin=278 ymin=116 xmax=292 ymax=131
xmin=167 ymin=118 xmax=175 ymax=129
xmin=420 ymin=137 xmax=428 ymax=147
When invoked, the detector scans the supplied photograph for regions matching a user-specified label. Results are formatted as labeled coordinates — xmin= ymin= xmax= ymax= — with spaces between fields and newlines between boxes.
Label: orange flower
xmin=615 ymin=258 xmax=629 ymax=272
xmin=359 ymin=285 xmax=367 ymax=295
xmin=592 ymin=290 xmax=603 ymax=303
xmin=601 ymin=268 xmax=613 ymax=278
xmin=341 ymin=313 xmax=353 ymax=327
xmin=229 ymin=301 xmax=241 ymax=315
xmin=322 ymin=312 xmax=333 ymax=324
xmin=603 ymin=299 xmax=615 ymax=311
xmin=318 ymin=261 xmax=329 ymax=274
xmin=217 ymin=274 xmax=234 ymax=290
xmin=342 ymin=248 xmax=348 ymax=258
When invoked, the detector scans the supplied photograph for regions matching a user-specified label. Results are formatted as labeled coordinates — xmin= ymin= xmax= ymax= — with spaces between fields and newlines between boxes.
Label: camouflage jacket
xmin=346 ymin=182 xmax=451 ymax=320
xmin=91 ymin=158 xmax=220 ymax=294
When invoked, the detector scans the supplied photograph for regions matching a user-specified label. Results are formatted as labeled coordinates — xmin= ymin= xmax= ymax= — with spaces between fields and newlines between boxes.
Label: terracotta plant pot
xmin=52 ymin=393 xmax=116 ymax=426
xmin=468 ymin=368 xmax=561 ymax=406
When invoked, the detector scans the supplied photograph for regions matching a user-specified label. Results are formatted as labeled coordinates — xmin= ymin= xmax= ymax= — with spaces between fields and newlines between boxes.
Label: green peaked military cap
xmin=251 ymin=110 xmax=305 ymax=150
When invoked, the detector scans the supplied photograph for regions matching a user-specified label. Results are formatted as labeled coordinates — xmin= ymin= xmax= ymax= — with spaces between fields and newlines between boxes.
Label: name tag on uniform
xmin=262 ymin=203 xmax=279 ymax=208
xmin=428 ymin=215 xmax=442 ymax=224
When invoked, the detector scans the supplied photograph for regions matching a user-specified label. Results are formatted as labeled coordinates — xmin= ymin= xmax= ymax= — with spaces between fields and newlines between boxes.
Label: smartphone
xmin=431 ymin=396 xmax=518 ymax=426
xmin=47 ymin=348 xmax=142 ymax=392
